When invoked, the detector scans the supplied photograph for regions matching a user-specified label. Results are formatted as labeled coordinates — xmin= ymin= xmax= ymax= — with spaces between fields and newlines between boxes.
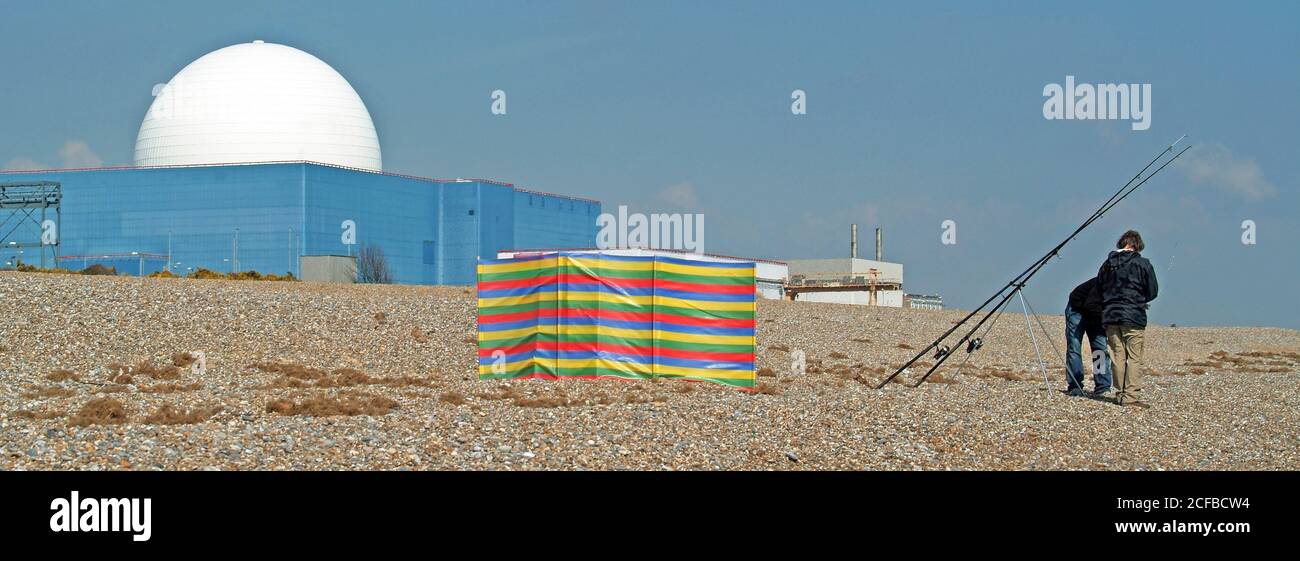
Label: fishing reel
xmin=966 ymin=338 xmax=983 ymax=353
xmin=933 ymin=345 xmax=950 ymax=360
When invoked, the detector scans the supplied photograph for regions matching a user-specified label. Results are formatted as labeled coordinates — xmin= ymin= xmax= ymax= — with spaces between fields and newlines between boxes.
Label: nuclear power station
xmin=0 ymin=41 xmax=598 ymax=284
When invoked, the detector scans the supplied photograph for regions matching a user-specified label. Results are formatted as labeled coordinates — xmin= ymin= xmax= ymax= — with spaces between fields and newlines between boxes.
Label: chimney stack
xmin=875 ymin=227 xmax=882 ymax=261
xmin=851 ymin=224 xmax=858 ymax=259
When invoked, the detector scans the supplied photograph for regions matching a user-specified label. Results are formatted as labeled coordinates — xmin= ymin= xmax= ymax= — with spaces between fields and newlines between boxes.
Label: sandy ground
xmin=1 ymin=271 xmax=1297 ymax=470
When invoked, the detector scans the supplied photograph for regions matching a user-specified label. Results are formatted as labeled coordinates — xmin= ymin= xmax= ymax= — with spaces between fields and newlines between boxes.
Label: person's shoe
xmin=1063 ymin=387 xmax=1085 ymax=397
xmin=1089 ymin=387 xmax=1113 ymax=399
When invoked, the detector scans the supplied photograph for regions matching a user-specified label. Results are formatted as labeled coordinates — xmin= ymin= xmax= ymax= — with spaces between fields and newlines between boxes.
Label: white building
xmin=784 ymin=257 xmax=906 ymax=307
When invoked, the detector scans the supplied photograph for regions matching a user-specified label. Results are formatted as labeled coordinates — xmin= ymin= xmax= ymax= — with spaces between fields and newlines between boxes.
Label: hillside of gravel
xmin=1 ymin=271 xmax=1297 ymax=471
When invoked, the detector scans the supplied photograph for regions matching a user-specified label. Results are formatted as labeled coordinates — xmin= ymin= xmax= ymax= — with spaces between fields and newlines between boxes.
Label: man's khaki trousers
xmin=1106 ymin=325 xmax=1145 ymax=405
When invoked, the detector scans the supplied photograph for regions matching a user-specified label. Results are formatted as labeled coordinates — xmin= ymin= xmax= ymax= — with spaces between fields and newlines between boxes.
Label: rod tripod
xmin=1012 ymin=284 xmax=1057 ymax=399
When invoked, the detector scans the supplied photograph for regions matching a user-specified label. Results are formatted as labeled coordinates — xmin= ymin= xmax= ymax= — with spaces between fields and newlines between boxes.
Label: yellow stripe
xmin=478 ymin=356 xmax=535 ymax=373
xmin=652 ymin=295 xmax=755 ymax=311
xmin=554 ymin=290 xmax=651 ymax=306
xmin=480 ymin=325 xmax=558 ymax=340
xmin=655 ymin=329 xmax=754 ymax=345
xmin=479 ymin=293 xmax=557 ymax=308
xmin=561 ymin=258 xmax=655 ymax=272
xmin=478 ymin=355 xmax=559 ymax=373
xmin=654 ymin=364 xmax=755 ymax=379
xmin=654 ymin=261 xmax=754 ymax=277
xmin=553 ymin=358 xmax=656 ymax=374
xmin=478 ymin=258 xmax=558 ymax=274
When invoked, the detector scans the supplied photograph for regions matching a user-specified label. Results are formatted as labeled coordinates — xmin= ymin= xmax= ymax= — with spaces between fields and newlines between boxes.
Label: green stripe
xmin=477 ymin=268 xmax=557 ymax=281
xmin=653 ymin=270 xmax=753 ymax=285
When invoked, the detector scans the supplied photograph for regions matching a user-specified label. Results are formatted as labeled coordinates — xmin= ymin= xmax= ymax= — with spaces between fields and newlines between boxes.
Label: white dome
xmin=134 ymin=41 xmax=382 ymax=170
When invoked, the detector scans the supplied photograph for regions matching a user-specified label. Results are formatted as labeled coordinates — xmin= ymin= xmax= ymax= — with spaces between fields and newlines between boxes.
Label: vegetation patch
xmin=171 ymin=352 xmax=198 ymax=368
xmin=266 ymin=392 xmax=398 ymax=417
xmin=70 ymin=397 xmax=129 ymax=426
xmin=132 ymin=360 xmax=181 ymax=380
xmin=22 ymin=386 xmax=75 ymax=399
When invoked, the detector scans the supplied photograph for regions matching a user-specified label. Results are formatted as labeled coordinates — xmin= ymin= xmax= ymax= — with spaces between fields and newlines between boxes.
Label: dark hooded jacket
xmin=1097 ymin=250 xmax=1158 ymax=328
xmin=1067 ymin=277 xmax=1105 ymax=326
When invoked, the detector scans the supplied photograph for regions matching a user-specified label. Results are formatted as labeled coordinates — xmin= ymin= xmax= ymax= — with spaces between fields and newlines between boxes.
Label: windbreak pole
xmin=875 ymin=136 xmax=1192 ymax=389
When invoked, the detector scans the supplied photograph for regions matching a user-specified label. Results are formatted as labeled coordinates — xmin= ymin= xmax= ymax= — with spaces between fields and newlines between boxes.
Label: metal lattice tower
xmin=0 ymin=181 xmax=62 ymax=269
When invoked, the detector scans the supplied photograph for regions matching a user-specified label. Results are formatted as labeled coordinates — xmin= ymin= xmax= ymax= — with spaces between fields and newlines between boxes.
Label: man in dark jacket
xmin=1064 ymin=277 xmax=1111 ymax=397
xmin=1097 ymin=230 xmax=1159 ymax=408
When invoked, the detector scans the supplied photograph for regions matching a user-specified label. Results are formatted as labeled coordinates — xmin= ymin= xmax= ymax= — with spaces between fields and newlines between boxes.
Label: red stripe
xmin=648 ymin=312 xmax=755 ymax=328
xmin=652 ymin=279 xmax=754 ymax=294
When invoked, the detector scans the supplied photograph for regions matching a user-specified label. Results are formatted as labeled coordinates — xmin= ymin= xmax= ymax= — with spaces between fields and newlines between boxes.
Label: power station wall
xmin=0 ymin=163 xmax=598 ymax=285
xmin=302 ymin=164 xmax=436 ymax=283
xmin=513 ymin=191 xmax=600 ymax=251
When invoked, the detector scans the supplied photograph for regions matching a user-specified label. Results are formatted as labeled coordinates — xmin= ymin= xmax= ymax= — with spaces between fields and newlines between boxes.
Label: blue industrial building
xmin=0 ymin=162 xmax=600 ymax=285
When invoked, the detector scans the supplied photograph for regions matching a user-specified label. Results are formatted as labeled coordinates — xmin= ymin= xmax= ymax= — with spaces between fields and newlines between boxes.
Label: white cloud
xmin=2 ymin=140 xmax=104 ymax=171
xmin=2 ymin=156 xmax=48 ymax=171
xmin=656 ymin=181 xmax=700 ymax=209
xmin=1180 ymin=144 xmax=1277 ymax=201
xmin=57 ymin=140 xmax=103 ymax=168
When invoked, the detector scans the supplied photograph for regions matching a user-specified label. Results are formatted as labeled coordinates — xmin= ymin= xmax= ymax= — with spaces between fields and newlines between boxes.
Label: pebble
xmin=0 ymin=271 xmax=1296 ymax=471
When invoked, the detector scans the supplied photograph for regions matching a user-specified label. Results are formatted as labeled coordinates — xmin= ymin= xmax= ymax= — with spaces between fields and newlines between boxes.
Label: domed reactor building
xmin=0 ymin=41 xmax=598 ymax=284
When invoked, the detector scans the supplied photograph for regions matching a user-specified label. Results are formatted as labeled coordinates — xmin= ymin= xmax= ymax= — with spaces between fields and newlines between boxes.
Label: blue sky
xmin=2 ymin=1 xmax=1296 ymax=328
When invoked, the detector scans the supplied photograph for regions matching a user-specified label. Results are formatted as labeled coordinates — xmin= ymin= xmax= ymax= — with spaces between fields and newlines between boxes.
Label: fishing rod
xmin=876 ymin=135 xmax=1191 ymax=389
xmin=875 ymin=137 xmax=1185 ymax=389
xmin=904 ymin=141 xmax=1192 ymax=388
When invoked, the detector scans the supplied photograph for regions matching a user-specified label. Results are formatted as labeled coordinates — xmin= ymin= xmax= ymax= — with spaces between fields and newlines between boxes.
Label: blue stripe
xmin=652 ymin=322 xmax=755 ymax=336
xmin=653 ymin=288 xmax=755 ymax=302
xmin=655 ymin=355 xmax=754 ymax=370
xmin=478 ymin=284 xmax=559 ymax=298
xmin=479 ymin=317 xmax=557 ymax=332
xmin=478 ymin=350 xmax=534 ymax=365
xmin=653 ymin=255 xmax=755 ymax=268
xmin=544 ymin=349 xmax=653 ymax=361
xmin=554 ymin=317 xmax=653 ymax=330
xmin=554 ymin=282 xmax=651 ymax=296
